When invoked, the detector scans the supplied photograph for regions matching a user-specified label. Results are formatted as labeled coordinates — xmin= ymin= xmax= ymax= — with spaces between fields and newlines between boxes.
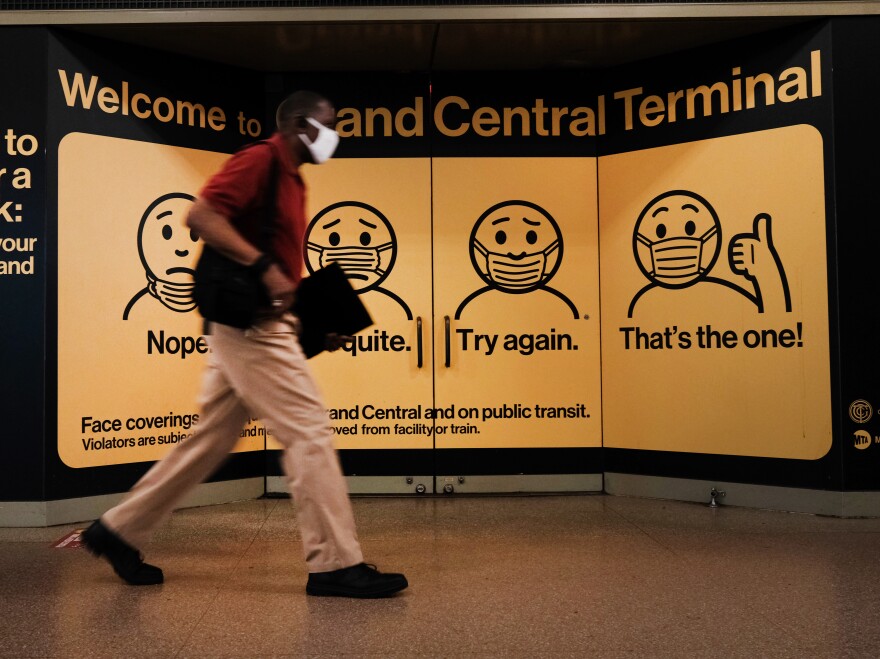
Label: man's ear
xmin=291 ymin=113 xmax=309 ymax=133
xmin=279 ymin=113 xmax=306 ymax=135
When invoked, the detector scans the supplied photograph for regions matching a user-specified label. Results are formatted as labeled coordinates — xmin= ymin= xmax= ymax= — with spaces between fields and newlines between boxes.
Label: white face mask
xmin=147 ymin=274 xmax=197 ymax=313
xmin=299 ymin=117 xmax=339 ymax=164
xmin=308 ymin=242 xmax=394 ymax=279
xmin=637 ymin=225 xmax=718 ymax=285
xmin=475 ymin=239 xmax=560 ymax=290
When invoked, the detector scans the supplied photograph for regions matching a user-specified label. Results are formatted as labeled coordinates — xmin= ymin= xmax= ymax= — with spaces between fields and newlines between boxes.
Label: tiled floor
xmin=2 ymin=494 xmax=880 ymax=658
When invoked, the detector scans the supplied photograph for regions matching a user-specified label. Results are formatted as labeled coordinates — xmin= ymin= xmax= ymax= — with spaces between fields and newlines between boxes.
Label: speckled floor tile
xmin=0 ymin=545 xmax=214 ymax=658
xmin=2 ymin=495 xmax=880 ymax=658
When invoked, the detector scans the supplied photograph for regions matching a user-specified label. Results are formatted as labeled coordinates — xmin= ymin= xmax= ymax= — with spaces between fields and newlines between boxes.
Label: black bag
xmin=193 ymin=143 xmax=278 ymax=329
xmin=193 ymin=248 xmax=269 ymax=329
xmin=292 ymin=262 xmax=374 ymax=358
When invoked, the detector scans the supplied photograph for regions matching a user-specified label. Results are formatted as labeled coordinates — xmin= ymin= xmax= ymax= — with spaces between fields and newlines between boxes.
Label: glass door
xmin=431 ymin=156 xmax=603 ymax=493
xmin=270 ymin=156 xmax=435 ymax=494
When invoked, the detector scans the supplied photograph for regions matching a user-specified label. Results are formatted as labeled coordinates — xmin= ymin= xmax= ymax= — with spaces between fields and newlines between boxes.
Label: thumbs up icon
xmin=729 ymin=213 xmax=792 ymax=313
xmin=730 ymin=213 xmax=775 ymax=278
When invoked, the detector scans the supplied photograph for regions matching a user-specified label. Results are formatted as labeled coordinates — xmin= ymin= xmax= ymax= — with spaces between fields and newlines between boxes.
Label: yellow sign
xmin=57 ymin=133 xmax=265 ymax=467
xmin=432 ymin=157 xmax=602 ymax=449
xmin=57 ymin=124 xmax=833 ymax=466
xmin=599 ymin=125 xmax=831 ymax=459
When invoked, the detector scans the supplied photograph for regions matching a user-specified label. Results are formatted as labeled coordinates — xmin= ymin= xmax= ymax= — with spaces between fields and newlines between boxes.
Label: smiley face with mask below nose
xmin=305 ymin=201 xmax=397 ymax=292
xmin=470 ymin=200 xmax=563 ymax=294
xmin=633 ymin=191 xmax=721 ymax=289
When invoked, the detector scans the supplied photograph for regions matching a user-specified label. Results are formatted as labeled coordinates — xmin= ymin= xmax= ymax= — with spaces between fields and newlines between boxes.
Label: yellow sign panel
xmin=432 ymin=157 xmax=602 ymax=449
xmin=57 ymin=133 xmax=266 ymax=467
xmin=57 ymin=126 xmax=831 ymax=466
xmin=599 ymin=125 xmax=832 ymax=459
xmin=294 ymin=158 xmax=434 ymax=450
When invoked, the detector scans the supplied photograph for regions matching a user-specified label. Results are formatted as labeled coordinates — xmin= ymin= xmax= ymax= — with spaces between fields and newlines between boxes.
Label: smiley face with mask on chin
xmin=123 ymin=192 xmax=198 ymax=320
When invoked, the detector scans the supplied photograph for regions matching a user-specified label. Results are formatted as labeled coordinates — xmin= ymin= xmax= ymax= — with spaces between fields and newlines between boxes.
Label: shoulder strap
xmin=259 ymin=145 xmax=279 ymax=256
xmin=237 ymin=140 xmax=279 ymax=256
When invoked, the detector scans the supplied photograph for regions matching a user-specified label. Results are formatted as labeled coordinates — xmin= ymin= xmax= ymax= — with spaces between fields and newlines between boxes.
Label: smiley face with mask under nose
xmin=470 ymin=200 xmax=563 ymax=293
xmin=305 ymin=201 xmax=397 ymax=291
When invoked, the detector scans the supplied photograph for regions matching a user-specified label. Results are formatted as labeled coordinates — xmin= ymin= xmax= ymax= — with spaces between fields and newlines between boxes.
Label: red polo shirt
xmin=199 ymin=133 xmax=307 ymax=284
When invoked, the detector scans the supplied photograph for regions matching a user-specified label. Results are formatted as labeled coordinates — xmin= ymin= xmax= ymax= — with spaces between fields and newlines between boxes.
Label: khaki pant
xmin=102 ymin=315 xmax=364 ymax=573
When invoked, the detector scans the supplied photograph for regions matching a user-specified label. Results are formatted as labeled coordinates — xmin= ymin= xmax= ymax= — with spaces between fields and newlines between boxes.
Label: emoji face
xmin=305 ymin=201 xmax=397 ymax=291
xmin=470 ymin=201 xmax=563 ymax=293
xmin=137 ymin=193 xmax=198 ymax=284
xmin=633 ymin=191 xmax=721 ymax=288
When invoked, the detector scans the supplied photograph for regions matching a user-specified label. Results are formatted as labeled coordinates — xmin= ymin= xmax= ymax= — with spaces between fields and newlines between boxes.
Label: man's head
xmin=276 ymin=91 xmax=339 ymax=165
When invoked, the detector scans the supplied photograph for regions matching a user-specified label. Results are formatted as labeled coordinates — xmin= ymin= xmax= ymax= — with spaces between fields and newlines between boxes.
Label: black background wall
xmin=831 ymin=17 xmax=880 ymax=491
xmin=0 ymin=28 xmax=48 ymax=501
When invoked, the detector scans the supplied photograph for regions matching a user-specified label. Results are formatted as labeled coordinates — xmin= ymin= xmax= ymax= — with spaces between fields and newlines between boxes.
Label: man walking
xmin=82 ymin=91 xmax=408 ymax=599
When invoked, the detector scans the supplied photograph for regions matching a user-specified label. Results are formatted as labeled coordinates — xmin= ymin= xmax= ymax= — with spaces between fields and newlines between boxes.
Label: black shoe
xmin=81 ymin=519 xmax=164 ymax=586
xmin=306 ymin=563 xmax=408 ymax=598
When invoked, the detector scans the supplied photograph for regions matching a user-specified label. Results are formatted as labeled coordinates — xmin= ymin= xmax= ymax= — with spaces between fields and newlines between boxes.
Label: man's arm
xmin=187 ymin=198 xmax=260 ymax=264
xmin=187 ymin=198 xmax=296 ymax=312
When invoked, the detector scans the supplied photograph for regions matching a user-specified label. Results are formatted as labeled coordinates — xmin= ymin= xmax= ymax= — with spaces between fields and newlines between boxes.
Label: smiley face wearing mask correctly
xmin=628 ymin=190 xmax=791 ymax=319
xmin=470 ymin=201 xmax=563 ymax=293
xmin=627 ymin=190 xmax=728 ymax=318
xmin=633 ymin=191 xmax=721 ymax=289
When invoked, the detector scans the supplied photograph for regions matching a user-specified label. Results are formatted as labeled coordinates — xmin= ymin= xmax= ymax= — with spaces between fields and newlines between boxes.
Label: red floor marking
xmin=51 ymin=530 xmax=84 ymax=548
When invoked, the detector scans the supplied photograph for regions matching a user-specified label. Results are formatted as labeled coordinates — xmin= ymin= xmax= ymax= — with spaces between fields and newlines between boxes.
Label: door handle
xmin=444 ymin=315 xmax=451 ymax=368
xmin=416 ymin=316 xmax=423 ymax=369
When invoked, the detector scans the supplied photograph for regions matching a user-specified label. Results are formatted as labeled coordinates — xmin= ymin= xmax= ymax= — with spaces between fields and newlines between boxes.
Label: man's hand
xmin=325 ymin=333 xmax=353 ymax=352
xmin=262 ymin=263 xmax=296 ymax=316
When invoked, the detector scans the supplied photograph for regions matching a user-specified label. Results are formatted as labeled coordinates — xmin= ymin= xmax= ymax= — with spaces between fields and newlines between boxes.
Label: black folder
xmin=292 ymin=262 xmax=373 ymax=358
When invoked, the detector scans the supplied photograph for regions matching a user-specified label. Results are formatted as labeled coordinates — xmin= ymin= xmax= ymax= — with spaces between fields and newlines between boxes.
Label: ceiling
xmin=66 ymin=16 xmax=811 ymax=71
